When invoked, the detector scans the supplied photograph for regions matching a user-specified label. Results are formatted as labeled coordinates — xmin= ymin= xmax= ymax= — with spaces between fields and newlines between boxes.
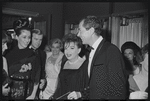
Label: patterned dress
xmin=5 ymin=46 xmax=40 ymax=99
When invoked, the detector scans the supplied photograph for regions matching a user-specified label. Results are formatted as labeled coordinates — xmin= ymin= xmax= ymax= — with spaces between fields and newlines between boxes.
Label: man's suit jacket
xmin=37 ymin=49 xmax=46 ymax=79
xmin=88 ymin=39 xmax=127 ymax=99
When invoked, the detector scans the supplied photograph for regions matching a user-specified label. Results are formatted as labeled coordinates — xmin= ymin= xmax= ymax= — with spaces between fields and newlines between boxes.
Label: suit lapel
xmin=89 ymin=39 xmax=106 ymax=82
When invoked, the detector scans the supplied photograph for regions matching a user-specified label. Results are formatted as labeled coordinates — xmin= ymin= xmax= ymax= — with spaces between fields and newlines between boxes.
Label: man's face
xmin=77 ymin=20 xmax=92 ymax=45
xmin=31 ymin=33 xmax=43 ymax=49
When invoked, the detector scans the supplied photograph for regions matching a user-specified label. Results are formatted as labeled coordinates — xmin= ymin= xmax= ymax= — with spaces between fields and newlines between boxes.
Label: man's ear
xmin=89 ymin=27 xmax=95 ymax=35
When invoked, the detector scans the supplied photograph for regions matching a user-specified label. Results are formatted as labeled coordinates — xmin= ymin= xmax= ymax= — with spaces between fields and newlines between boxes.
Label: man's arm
xmin=41 ymin=51 xmax=46 ymax=79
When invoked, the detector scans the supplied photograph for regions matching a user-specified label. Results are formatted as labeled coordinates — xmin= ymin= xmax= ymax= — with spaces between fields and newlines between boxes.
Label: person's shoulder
xmin=2 ymin=56 xmax=6 ymax=61
xmin=5 ymin=46 xmax=18 ymax=57
xmin=38 ymin=49 xmax=46 ymax=55
xmin=25 ymin=47 xmax=34 ymax=52
xmin=106 ymin=42 xmax=121 ymax=52
xmin=46 ymin=51 xmax=52 ymax=57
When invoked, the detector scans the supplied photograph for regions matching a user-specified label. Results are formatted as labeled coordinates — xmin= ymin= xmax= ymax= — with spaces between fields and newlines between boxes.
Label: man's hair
xmin=32 ymin=29 xmax=43 ymax=35
xmin=80 ymin=15 xmax=103 ymax=36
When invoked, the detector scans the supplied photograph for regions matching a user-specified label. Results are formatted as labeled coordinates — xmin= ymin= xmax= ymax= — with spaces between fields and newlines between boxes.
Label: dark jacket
xmin=82 ymin=39 xmax=127 ymax=99
xmin=37 ymin=49 xmax=46 ymax=79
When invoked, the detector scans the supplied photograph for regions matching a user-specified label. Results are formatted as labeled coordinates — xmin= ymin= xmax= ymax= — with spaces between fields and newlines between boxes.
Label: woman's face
xmin=16 ymin=30 xmax=31 ymax=49
xmin=64 ymin=42 xmax=81 ymax=61
xmin=2 ymin=41 xmax=8 ymax=54
xmin=124 ymin=49 xmax=134 ymax=61
xmin=51 ymin=43 xmax=61 ymax=55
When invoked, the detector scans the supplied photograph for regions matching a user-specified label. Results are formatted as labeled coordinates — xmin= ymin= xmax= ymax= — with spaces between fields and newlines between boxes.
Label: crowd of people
xmin=2 ymin=16 xmax=148 ymax=100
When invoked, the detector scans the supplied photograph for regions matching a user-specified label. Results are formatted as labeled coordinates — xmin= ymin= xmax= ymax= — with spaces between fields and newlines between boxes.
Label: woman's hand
xmin=39 ymin=79 xmax=46 ymax=89
xmin=39 ymin=90 xmax=44 ymax=99
xmin=19 ymin=63 xmax=32 ymax=72
xmin=2 ymin=83 xmax=10 ymax=96
xmin=67 ymin=91 xmax=81 ymax=100
xmin=129 ymin=91 xmax=148 ymax=99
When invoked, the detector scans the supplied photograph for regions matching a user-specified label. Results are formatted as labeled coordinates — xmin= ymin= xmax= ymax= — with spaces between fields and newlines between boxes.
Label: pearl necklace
xmin=68 ymin=57 xmax=79 ymax=64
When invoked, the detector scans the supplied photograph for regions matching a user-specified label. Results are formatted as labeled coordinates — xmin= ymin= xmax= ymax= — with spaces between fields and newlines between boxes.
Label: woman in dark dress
xmin=5 ymin=19 xmax=40 ymax=99
xmin=2 ymin=30 xmax=12 ymax=99
xmin=52 ymin=33 xmax=88 ymax=99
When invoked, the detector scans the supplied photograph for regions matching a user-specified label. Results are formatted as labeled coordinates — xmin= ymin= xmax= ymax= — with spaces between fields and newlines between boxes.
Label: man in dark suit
xmin=29 ymin=29 xmax=46 ymax=99
xmin=67 ymin=16 xmax=128 ymax=99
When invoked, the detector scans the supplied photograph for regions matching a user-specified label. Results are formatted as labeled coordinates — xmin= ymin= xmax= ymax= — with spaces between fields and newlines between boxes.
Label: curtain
xmin=111 ymin=17 xmax=121 ymax=48
xmin=64 ymin=24 xmax=71 ymax=35
xmin=111 ymin=15 xmax=148 ymax=50
xmin=141 ymin=14 xmax=148 ymax=47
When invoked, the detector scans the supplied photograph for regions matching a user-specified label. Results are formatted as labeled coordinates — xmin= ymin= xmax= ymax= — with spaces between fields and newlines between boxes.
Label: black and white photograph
xmin=2 ymin=1 xmax=148 ymax=100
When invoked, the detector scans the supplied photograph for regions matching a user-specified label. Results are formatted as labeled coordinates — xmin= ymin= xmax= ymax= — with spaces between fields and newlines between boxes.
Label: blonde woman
xmin=39 ymin=38 xmax=64 ymax=99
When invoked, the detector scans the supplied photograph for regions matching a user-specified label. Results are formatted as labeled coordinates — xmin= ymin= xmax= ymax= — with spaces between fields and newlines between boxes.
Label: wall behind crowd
xmin=2 ymin=2 xmax=148 ymax=46
xmin=2 ymin=2 xmax=64 ymax=41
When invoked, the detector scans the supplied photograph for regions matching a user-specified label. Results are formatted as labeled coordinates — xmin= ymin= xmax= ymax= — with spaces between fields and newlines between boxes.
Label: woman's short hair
xmin=49 ymin=38 xmax=63 ymax=50
xmin=62 ymin=33 xmax=82 ymax=49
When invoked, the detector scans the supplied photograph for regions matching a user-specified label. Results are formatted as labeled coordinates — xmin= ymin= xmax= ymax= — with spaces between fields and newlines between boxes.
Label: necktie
xmin=87 ymin=46 xmax=94 ymax=52
xmin=30 ymin=47 xmax=38 ymax=55
xmin=34 ymin=49 xmax=38 ymax=55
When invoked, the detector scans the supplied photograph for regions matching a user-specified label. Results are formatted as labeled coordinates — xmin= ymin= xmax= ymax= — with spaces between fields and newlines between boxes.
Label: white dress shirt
xmin=88 ymin=36 xmax=103 ymax=77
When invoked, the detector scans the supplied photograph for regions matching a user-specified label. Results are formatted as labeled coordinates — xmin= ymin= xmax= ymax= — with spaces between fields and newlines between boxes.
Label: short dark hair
xmin=62 ymin=33 xmax=82 ymax=49
xmin=80 ymin=15 xmax=103 ymax=36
